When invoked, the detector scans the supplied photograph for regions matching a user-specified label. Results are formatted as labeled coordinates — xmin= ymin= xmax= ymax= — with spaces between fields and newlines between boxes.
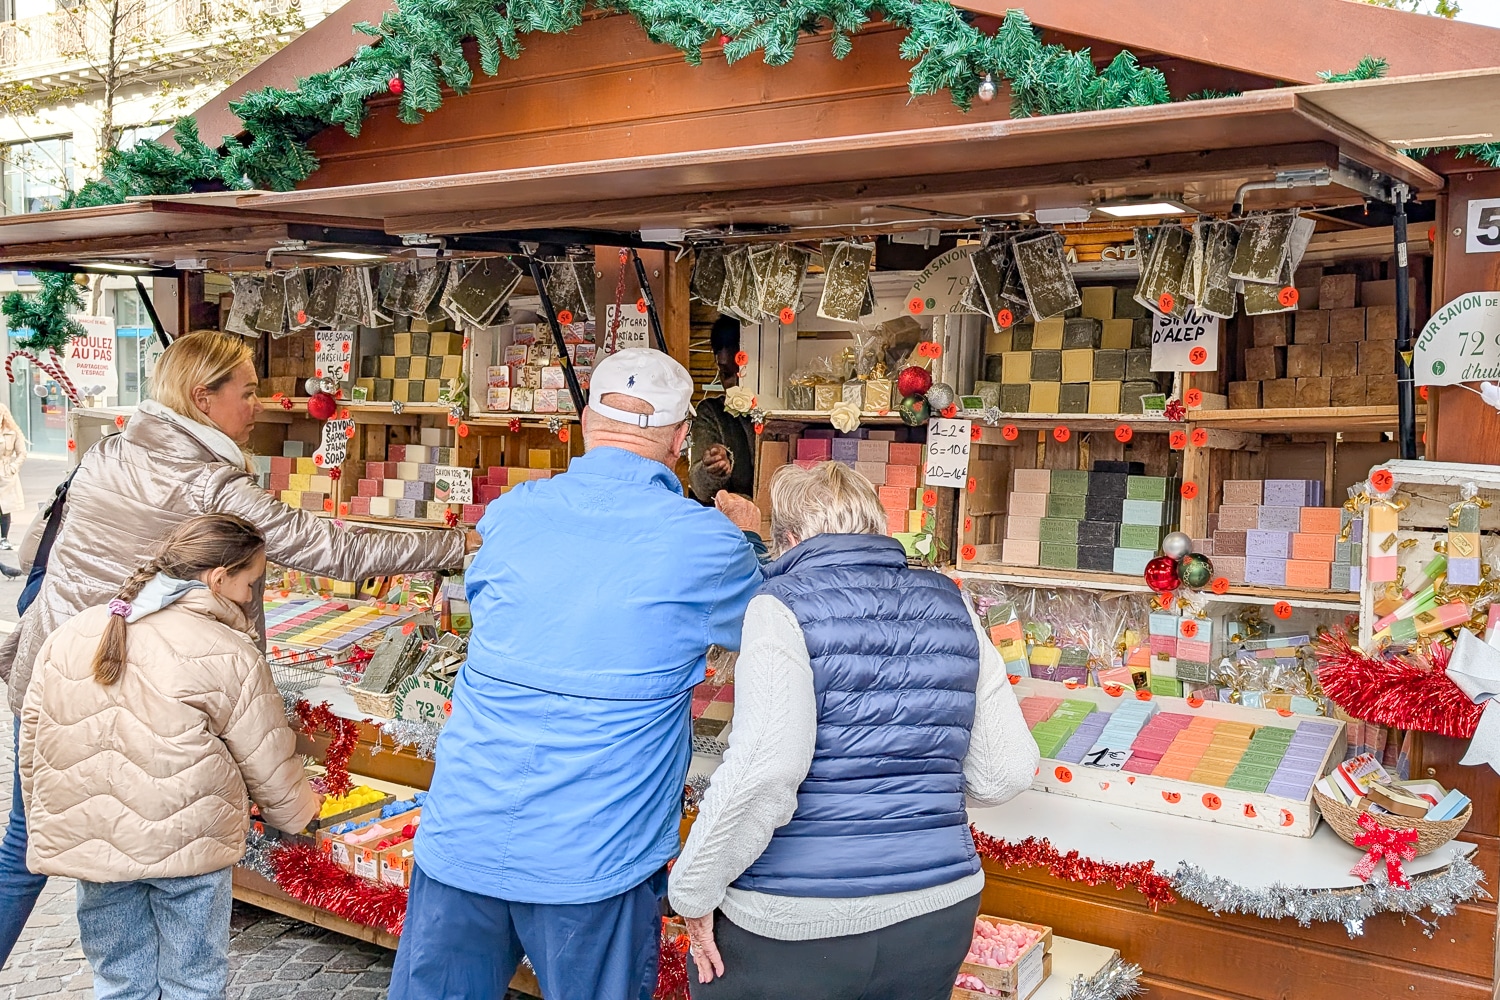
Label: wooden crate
xmin=953 ymin=916 xmax=1053 ymax=1000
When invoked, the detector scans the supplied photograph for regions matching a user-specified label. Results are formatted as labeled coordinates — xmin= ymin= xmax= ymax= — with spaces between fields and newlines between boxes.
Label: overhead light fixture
xmin=311 ymin=250 xmax=385 ymax=261
xmin=90 ymin=262 xmax=154 ymax=273
xmin=1034 ymin=206 xmax=1093 ymax=225
xmin=1095 ymin=199 xmax=1190 ymax=219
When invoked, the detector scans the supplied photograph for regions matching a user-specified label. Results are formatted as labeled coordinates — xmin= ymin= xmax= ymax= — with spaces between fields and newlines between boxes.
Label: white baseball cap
xmin=588 ymin=348 xmax=696 ymax=428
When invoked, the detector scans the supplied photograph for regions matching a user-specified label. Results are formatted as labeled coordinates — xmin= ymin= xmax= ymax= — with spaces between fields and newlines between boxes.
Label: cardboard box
xmin=1294 ymin=377 xmax=1331 ymax=407
xmin=1228 ymin=381 xmax=1261 ymax=408
xmin=1320 ymin=273 xmax=1358 ymax=310
xmin=1244 ymin=347 xmax=1285 ymax=381
xmin=1294 ymin=310 xmax=1330 ymax=345
xmin=1330 ymin=376 xmax=1367 ymax=407
xmin=1360 ymin=341 xmax=1395 ymax=377
xmin=1286 ymin=345 xmax=1323 ymax=378
xmin=1329 ymin=308 xmax=1366 ymax=344
xmin=1262 ymin=379 xmax=1297 ymax=408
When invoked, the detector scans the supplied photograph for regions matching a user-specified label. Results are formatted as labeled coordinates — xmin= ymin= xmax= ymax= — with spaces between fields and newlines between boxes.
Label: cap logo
xmin=627 ymin=375 xmax=636 ymax=387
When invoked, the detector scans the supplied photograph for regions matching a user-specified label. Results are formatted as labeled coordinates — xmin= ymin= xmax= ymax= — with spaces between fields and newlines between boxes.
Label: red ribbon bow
xmin=1349 ymin=812 xmax=1419 ymax=889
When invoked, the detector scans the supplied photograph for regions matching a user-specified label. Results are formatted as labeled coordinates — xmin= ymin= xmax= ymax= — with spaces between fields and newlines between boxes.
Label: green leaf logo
xmin=1433 ymin=361 xmax=1446 ymax=376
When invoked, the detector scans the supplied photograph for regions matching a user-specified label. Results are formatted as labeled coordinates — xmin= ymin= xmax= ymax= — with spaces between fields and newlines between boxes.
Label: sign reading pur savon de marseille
xmin=1414 ymin=293 xmax=1500 ymax=385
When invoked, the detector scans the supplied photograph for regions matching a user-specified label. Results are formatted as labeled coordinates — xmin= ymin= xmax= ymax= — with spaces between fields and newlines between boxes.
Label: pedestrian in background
xmin=0 ymin=401 xmax=26 ymax=552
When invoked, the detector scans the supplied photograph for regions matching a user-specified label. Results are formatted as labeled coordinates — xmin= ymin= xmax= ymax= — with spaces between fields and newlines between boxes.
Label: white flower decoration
xmin=724 ymin=385 xmax=756 ymax=416
xmin=829 ymin=400 xmax=862 ymax=433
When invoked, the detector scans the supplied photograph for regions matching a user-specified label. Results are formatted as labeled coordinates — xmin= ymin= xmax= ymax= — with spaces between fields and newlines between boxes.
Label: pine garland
xmin=1318 ymin=55 xmax=1390 ymax=83
xmin=1 ymin=273 xmax=86 ymax=352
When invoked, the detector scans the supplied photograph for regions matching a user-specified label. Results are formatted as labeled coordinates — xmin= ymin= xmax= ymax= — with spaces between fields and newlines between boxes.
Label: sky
xmin=1456 ymin=0 xmax=1500 ymax=28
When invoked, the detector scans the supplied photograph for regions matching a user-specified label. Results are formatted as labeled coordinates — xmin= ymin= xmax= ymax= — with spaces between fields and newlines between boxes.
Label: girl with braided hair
xmin=19 ymin=513 xmax=321 ymax=1000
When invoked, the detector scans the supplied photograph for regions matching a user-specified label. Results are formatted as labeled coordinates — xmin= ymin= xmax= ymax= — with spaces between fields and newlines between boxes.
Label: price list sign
xmin=923 ymin=417 xmax=973 ymax=489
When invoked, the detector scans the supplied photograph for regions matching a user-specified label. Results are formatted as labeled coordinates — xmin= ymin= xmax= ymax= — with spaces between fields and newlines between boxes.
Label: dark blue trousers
xmin=0 ymin=716 xmax=47 ymax=967
xmin=390 ymin=863 xmax=664 ymax=1000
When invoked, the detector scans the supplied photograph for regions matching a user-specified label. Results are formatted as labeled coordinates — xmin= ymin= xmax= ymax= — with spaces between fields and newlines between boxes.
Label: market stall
xmin=3 ymin=4 xmax=1500 ymax=998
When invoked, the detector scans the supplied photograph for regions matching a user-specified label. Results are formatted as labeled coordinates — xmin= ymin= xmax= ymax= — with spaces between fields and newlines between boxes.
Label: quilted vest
xmin=733 ymin=532 xmax=982 ymax=898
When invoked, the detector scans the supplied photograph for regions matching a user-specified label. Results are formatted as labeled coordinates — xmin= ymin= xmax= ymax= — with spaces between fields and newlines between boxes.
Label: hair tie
xmin=107 ymin=599 xmax=131 ymax=619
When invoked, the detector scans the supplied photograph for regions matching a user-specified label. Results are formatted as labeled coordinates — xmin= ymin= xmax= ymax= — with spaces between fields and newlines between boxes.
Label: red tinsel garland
xmin=271 ymin=842 xmax=409 ymax=935
xmin=970 ymin=826 xmax=1177 ymax=909
xmin=1314 ymin=631 xmax=1481 ymax=738
xmin=655 ymin=923 xmax=691 ymax=1000
xmin=294 ymin=700 xmax=361 ymax=796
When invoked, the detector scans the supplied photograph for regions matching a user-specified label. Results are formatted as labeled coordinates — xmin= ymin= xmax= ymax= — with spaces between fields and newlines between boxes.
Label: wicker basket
xmin=348 ymin=685 xmax=398 ymax=719
xmin=1313 ymin=788 xmax=1470 ymax=857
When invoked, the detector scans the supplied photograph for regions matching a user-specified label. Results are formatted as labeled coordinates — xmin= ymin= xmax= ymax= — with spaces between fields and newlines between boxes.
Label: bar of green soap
xmin=1126 ymin=476 xmax=1168 ymax=501
xmin=1040 ymin=541 xmax=1079 ymax=569
xmin=1039 ymin=517 xmax=1079 ymax=543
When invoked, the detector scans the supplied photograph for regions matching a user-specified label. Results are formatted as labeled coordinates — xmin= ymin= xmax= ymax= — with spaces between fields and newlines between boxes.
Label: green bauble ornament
xmin=899 ymin=393 xmax=931 ymax=426
xmin=1179 ymin=552 xmax=1214 ymax=590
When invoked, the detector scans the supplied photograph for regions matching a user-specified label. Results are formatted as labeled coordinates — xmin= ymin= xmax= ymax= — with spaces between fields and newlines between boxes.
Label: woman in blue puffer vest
xmin=668 ymin=460 xmax=1039 ymax=1000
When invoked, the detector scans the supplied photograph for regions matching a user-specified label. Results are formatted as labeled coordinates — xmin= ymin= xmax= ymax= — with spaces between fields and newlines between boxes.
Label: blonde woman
xmin=0 ymin=401 xmax=26 ymax=551
xmin=0 ymin=330 xmax=469 ymax=964
xmin=668 ymin=462 xmax=1038 ymax=1000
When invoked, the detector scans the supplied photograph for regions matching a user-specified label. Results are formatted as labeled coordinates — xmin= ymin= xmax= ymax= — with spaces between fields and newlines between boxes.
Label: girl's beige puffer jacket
xmin=20 ymin=588 xmax=320 ymax=882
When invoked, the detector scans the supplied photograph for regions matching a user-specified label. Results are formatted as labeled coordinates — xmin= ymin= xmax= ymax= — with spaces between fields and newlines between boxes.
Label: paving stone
xmin=272 ymin=962 xmax=321 ymax=981
xmin=13 ymin=977 xmax=62 ymax=998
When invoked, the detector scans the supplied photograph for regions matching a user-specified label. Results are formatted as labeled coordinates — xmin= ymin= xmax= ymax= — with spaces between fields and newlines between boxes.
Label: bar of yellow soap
xmin=1369 ymin=504 xmax=1398 ymax=533
xmin=1029 ymin=645 xmax=1062 ymax=668
xmin=527 ymin=449 xmax=552 ymax=470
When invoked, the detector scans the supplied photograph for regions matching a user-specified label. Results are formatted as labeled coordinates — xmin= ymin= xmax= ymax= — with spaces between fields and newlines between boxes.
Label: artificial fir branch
xmin=1318 ymin=55 xmax=1389 ymax=82
xmin=2 ymin=273 xmax=86 ymax=353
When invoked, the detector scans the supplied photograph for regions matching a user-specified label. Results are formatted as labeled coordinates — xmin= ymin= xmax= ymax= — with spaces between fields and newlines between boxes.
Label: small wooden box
xmin=953 ymin=918 xmax=1053 ymax=1000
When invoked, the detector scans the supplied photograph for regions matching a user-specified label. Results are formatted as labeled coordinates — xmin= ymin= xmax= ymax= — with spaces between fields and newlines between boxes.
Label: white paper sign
xmin=434 ymin=466 xmax=473 ymax=504
xmin=1151 ymin=309 xmax=1220 ymax=372
xmin=905 ymin=245 xmax=978 ymax=315
xmin=1466 ymin=197 xmax=1500 ymax=255
xmin=64 ymin=315 xmax=118 ymax=401
xmin=313 ymin=417 xmax=351 ymax=468
xmin=1414 ymin=291 xmax=1500 ymax=384
xmin=313 ymin=331 xmax=354 ymax=382
xmin=602 ymin=305 xmax=649 ymax=353
xmin=923 ymin=417 xmax=972 ymax=489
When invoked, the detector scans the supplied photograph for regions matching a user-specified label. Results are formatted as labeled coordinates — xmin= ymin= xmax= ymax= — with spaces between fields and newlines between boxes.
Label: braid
xmin=91 ymin=561 xmax=161 ymax=685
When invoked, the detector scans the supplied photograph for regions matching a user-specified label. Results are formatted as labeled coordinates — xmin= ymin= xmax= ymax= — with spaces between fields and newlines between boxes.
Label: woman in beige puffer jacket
xmin=21 ymin=513 xmax=320 ymax=1000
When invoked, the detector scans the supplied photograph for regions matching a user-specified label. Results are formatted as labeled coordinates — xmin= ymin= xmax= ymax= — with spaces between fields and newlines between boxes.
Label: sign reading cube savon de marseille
xmin=1414 ymin=293 xmax=1500 ymax=385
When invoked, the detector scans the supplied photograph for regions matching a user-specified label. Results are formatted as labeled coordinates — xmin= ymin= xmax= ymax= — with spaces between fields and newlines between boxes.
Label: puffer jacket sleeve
xmin=215 ymin=650 xmax=320 ymax=834
xmin=17 ymin=629 xmax=56 ymax=812
xmin=206 ymin=466 xmax=466 ymax=580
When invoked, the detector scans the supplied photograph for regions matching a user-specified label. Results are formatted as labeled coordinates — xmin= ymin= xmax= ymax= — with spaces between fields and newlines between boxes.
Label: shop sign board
xmin=64 ymin=315 xmax=119 ymax=401
xmin=1466 ymin=197 xmax=1500 ymax=254
xmin=905 ymin=246 xmax=979 ymax=315
xmin=1151 ymin=310 xmax=1219 ymax=372
xmin=1414 ymin=292 xmax=1500 ymax=384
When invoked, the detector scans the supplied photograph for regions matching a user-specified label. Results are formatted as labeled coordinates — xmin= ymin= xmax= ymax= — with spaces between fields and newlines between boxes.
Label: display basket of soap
xmin=348 ymin=684 xmax=399 ymax=718
xmin=952 ymin=917 xmax=1052 ymax=1000
xmin=1312 ymin=787 xmax=1470 ymax=857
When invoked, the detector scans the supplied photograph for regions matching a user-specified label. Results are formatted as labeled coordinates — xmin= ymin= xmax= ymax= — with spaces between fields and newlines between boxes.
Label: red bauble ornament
xmin=1143 ymin=556 xmax=1181 ymax=594
xmin=307 ymin=390 xmax=338 ymax=421
xmin=388 ymin=76 xmax=404 ymax=95
xmin=896 ymin=365 xmax=933 ymax=398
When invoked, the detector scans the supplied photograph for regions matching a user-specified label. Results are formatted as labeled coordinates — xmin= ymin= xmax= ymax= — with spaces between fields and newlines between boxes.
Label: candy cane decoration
xmin=5 ymin=349 xmax=80 ymax=404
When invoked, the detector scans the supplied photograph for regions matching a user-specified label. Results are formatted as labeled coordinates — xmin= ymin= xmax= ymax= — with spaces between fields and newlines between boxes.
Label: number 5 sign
xmin=1467 ymin=198 xmax=1500 ymax=254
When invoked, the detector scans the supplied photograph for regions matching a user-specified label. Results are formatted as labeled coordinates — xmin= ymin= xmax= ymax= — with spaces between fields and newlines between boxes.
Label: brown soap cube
xmin=1367 ymin=374 xmax=1398 ymax=406
xmin=1365 ymin=304 xmax=1398 ymax=340
xmin=1296 ymin=284 xmax=1321 ymax=310
xmin=1322 ymin=344 xmax=1360 ymax=378
xmin=1243 ymin=346 xmax=1285 ymax=381
xmin=1330 ymin=376 xmax=1368 ymax=408
xmin=1360 ymin=278 xmax=1417 ymax=307
xmin=1286 ymin=344 xmax=1324 ymax=378
xmin=1295 ymin=377 xmax=1331 ymax=407
xmin=1253 ymin=313 xmax=1290 ymax=347
xmin=1329 ymin=307 xmax=1367 ymax=344
xmin=1213 ymin=530 xmax=1248 ymax=556
xmin=1359 ymin=341 xmax=1396 ymax=376
xmin=1320 ymin=273 xmax=1358 ymax=310
xmin=1294 ymin=310 xmax=1330 ymax=345
xmin=1228 ymin=381 xmax=1261 ymax=409
xmin=1262 ymin=378 xmax=1298 ymax=409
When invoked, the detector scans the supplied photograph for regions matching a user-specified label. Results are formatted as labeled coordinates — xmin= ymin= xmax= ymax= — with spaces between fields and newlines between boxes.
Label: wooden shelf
xmin=1187 ymin=405 xmax=1419 ymax=434
xmin=763 ymin=409 xmax=908 ymax=424
xmin=337 ymin=512 xmax=457 ymax=530
xmin=971 ymin=413 xmax=1175 ymax=440
xmin=955 ymin=563 xmax=1359 ymax=611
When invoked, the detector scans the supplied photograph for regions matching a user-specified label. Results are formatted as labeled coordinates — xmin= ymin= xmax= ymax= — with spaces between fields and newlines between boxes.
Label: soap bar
xmin=1000 ymin=384 xmax=1032 ymax=412
xmin=1102 ymin=319 xmax=1134 ymax=349
xmin=1001 ymin=352 xmax=1032 ymax=384
xmin=1088 ymin=381 xmax=1123 ymax=414
xmin=1039 ymin=517 xmax=1080 ymax=543
xmin=1063 ymin=318 xmax=1102 ymax=349
xmin=1033 ymin=319 xmax=1065 ymax=350
xmin=1032 ymin=350 xmax=1064 ymax=382
xmin=1005 ymin=516 xmax=1043 ymax=541
xmin=1040 ymin=541 xmax=1079 ymax=569
xmin=1121 ymin=499 xmax=1166 ymax=525
xmin=1029 ymin=382 xmax=1061 ymax=412
xmin=1124 ymin=349 xmax=1154 ymax=382
xmin=1126 ymin=476 xmax=1168 ymax=501
xmin=1048 ymin=494 xmax=1088 ymax=520
xmin=1061 ymin=349 xmax=1093 ymax=383
xmin=1050 ymin=470 xmax=1090 ymax=495
xmin=1013 ymin=469 xmax=1052 ymax=492
xmin=1093 ymin=350 xmax=1127 ymax=381
xmin=1058 ymin=383 xmax=1090 ymax=413
xmin=1001 ymin=539 xmax=1041 ymax=566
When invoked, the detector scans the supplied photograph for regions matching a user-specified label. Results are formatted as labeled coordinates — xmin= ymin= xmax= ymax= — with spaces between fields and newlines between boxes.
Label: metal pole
xmin=1392 ymin=183 xmax=1417 ymax=460
xmin=131 ymin=276 xmax=171 ymax=350
xmin=525 ymin=255 xmax=587 ymax=415
xmin=629 ymin=249 xmax=671 ymax=354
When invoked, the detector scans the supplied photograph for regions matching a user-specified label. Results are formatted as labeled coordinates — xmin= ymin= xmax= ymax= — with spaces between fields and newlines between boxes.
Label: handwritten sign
xmin=923 ymin=417 xmax=972 ymax=489
xmin=313 ymin=417 xmax=351 ymax=468
xmin=314 ymin=331 xmax=354 ymax=383
xmin=1415 ymin=292 xmax=1500 ymax=384
xmin=434 ymin=466 xmax=473 ymax=504
xmin=1151 ymin=309 xmax=1220 ymax=372
xmin=602 ymin=305 xmax=649 ymax=353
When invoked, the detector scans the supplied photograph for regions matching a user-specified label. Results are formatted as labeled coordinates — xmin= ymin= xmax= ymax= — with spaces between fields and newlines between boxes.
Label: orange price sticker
xmin=1008 ymin=674 xmax=1021 ymax=685
xmin=1420 ymin=385 xmax=1429 ymax=401
xmin=966 ymin=477 xmax=977 ymax=493
xmin=1371 ymin=469 xmax=1394 ymax=493
xmin=1169 ymin=430 xmax=1187 ymax=450
xmin=1114 ymin=424 xmax=1133 ymax=443
xmin=1243 ymin=804 xmax=1258 ymax=819
xmin=636 ymin=298 xmax=648 ymax=314
xmin=556 ymin=310 xmax=574 ymax=325
xmin=963 ymin=516 xmax=973 ymax=532
xmin=1135 ymin=689 xmax=1153 ymax=701
xmin=1278 ymin=286 xmax=1299 ymax=308
xmin=114 ymin=415 xmax=126 ymax=428
xmin=971 ymin=424 xmax=983 ymax=441
xmin=458 ymin=423 xmax=471 ymax=438
xmin=1162 ymin=791 xmax=1182 ymax=804
xmin=961 ymin=544 xmax=977 ymax=560
xmin=1158 ymin=292 xmax=1175 ymax=313
xmin=1187 ymin=695 xmax=1205 ymax=708
xmin=1103 ymin=684 xmax=1124 ymax=698
xmin=1180 ymin=481 xmax=1199 ymax=500
xmin=929 ymin=341 xmax=944 ymax=358
xmin=1273 ymin=600 xmax=1293 ymax=619
xmin=1202 ymin=793 xmax=1222 ymax=811
xmin=1210 ymin=577 xmax=1229 ymax=595
xmin=996 ymin=309 xmax=1014 ymax=329
xmin=1190 ymin=427 xmax=1208 ymax=447
xmin=338 ymin=502 xmax=350 ymax=516
xmin=1053 ymin=426 xmax=1071 ymax=443
xmin=779 ymin=307 xmax=796 ymax=324
xmin=1054 ymin=766 xmax=1073 ymax=783
xmin=1185 ymin=388 xmax=1203 ymax=407
xmin=922 ymin=489 xmax=938 ymax=508
xmin=1188 ymin=345 xmax=1208 ymax=366
xmin=559 ymin=427 xmax=571 ymax=443
xmin=323 ymin=499 xmax=334 ymax=512
xmin=1002 ymin=425 xmax=1019 ymax=441
xmin=908 ymin=298 xmax=925 ymax=315
xmin=1180 ymin=620 xmax=1199 ymax=639
xmin=734 ymin=351 xmax=749 ymax=366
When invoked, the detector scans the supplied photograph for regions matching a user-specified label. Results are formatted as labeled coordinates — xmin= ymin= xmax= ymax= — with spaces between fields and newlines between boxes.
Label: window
xmin=113 ymin=287 xmax=161 ymax=406
xmin=114 ymin=123 xmax=171 ymax=152
xmin=0 ymin=136 xmax=74 ymax=214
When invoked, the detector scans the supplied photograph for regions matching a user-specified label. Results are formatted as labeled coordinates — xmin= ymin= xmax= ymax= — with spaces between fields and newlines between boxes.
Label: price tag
xmin=1151 ymin=309 xmax=1220 ymax=371
xmin=434 ymin=466 xmax=473 ymax=504
xmin=314 ymin=331 xmax=354 ymax=382
xmin=922 ymin=417 xmax=972 ymax=489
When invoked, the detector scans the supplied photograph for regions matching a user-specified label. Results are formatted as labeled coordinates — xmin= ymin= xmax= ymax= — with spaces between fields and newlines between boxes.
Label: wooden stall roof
xmin=1290 ymin=67 xmax=1500 ymax=150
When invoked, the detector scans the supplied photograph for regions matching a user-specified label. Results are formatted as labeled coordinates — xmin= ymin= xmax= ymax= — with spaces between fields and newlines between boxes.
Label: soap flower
xmin=830 ymin=400 xmax=862 ymax=433
xmin=724 ymin=385 xmax=756 ymax=416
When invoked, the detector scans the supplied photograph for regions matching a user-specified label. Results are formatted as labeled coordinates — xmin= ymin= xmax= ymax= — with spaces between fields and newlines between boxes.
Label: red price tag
xmin=1053 ymin=426 xmax=1071 ymax=443
xmin=1002 ymin=425 xmax=1019 ymax=441
xmin=1188 ymin=345 xmax=1208 ymax=366
xmin=636 ymin=298 xmax=648 ymax=314
xmin=1274 ymin=601 xmax=1293 ymax=619
xmin=1158 ymin=292 xmax=1175 ymax=314
xmin=1190 ymin=427 xmax=1208 ymax=447
xmin=1115 ymin=424 xmax=1133 ymax=442
xmin=1202 ymin=793 xmax=1222 ymax=811
xmin=1185 ymin=388 xmax=1203 ymax=407
xmin=1181 ymin=620 xmax=1199 ymax=638
xmin=1181 ymin=481 xmax=1199 ymax=499
xmin=909 ymin=298 xmax=925 ymax=315
xmin=1278 ymin=286 xmax=1299 ymax=308
xmin=996 ymin=309 xmax=1014 ymax=329
xmin=961 ymin=544 xmax=977 ymax=560
xmin=1169 ymin=430 xmax=1187 ymax=450
xmin=1371 ymin=469 xmax=1394 ymax=493
xmin=922 ymin=489 xmax=938 ymax=508
xmin=971 ymin=425 xmax=983 ymax=441
xmin=557 ymin=310 xmax=574 ymax=325
xmin=1210 ymin=577 xmax=1229 ymax=595
xmin=734 ymin=351 xmax=749 ymax=366
xmin=779 ymin=307 xmax=796 ymax=324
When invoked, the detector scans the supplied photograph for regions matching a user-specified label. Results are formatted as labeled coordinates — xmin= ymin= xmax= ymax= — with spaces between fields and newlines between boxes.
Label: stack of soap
xmin=1174 ymin=616 xmax=1214 ymax=685
xmin=1086 ymin=699 xmax=1159 ymax=770
xmin=1003 ymin=462 xmax=1176 ymax=574
xmin=1226 ymin=725 xmax=1293 ymax=792
xmin=1054 ymin=711 xmax=1110 ymax=763
xmin=350 ymin=440 xmax=489 ymax=523
xmin=1187 ymin=721 xmax=1255 ymax=787
xmin=1214 ymin=479 xmax=1343 ymax=589
xmin=267 ymin=444 xmax=334 ymax=513
xmin=1123 ymin=712 xmax=1193 ymax=773
xmin=1266 ymin=721 xmax=1338 ymax=799
xmin=1029 ymin=700 xmax=1095 ymax=757
xmin=1018 ymin=696 xmax=1062 ymax=729
xmin=1114 ymin=472 xmax=1177 ymax=574
xmin=1154 ymin=717 xmax=1220 ymax=780
xmin=355 ymin=327 xmax=469 ymax=405
xmin=1332 ymin=509 xmax=1364 ymax=592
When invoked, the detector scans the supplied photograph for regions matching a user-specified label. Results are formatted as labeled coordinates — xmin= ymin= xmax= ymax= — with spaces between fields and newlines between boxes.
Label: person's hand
xmin=715 ymin=491 xmax=761 ymax=533
xmin=703 ymin=444 xmax=734 ymax=478
xmin=684 ymin=913 xmax=724 ymax=985
xmin=464 ymin=529 xmax=482 ymax=554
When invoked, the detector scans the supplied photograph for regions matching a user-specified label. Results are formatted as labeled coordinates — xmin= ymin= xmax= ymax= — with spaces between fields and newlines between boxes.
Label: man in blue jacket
xmin=392 ymin=348 xmax=764 ymax=1000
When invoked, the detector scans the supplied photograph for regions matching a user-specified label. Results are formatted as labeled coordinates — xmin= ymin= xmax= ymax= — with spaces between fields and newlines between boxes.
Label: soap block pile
xmin=1002 ymin=463 xmax=1177 ymax=574
xmin=792 ymin=431 xmax=925 ymax=537
xmin=975 ymin=286 xmax=1169 ymax=414
xmin=255 ymin=441 xmax=333 ymax=512
xmin=1021 ymin=696 xmax=1339 ymax=800
xmin=1148 ymin=611 xmax=1214 ymax=688
xmin=355 ymin=326 xmax=466 ymax=405
xmin=350 ymin=436 xmax=466 ymax=522
xmin=1209 ymin=479 xmax=1356 ymax=591
xmin=1226 ymin=629 xmax=1318 ymax=713
xmin=479 ymin=323 xmax=594 ymax=414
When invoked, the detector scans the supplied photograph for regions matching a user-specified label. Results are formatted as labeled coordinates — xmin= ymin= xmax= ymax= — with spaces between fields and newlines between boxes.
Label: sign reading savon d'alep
xmin=1414 ymin=292 xmax=1500 ymax=385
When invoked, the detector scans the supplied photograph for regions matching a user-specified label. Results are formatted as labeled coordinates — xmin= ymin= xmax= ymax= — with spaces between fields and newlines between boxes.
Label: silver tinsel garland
xmin=1168 ymin=856 xmax=1488 ymax=938
xmin=239 ymin=827 xmax=279 ymax=881
xmin=1068 ymin=955 xmax=1143 ymax=1000
xmin=371 ymin=718 xmax=445 ymax=760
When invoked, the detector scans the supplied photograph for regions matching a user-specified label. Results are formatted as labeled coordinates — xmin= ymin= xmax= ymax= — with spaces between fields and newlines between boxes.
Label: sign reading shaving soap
xmin=923 ymin=417 xmax=972 ymax=489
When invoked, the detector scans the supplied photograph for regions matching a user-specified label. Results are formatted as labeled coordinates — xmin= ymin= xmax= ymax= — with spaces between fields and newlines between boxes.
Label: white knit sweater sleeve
xmin=962 ymin=605 xmax=1040 ymax=807
xmin=668 ymin=594 xmax=818 ymax=920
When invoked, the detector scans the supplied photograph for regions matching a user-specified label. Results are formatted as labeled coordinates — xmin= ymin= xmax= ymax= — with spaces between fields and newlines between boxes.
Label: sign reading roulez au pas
xmin=1414 ymin=292 xmax=1500 ymax=385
